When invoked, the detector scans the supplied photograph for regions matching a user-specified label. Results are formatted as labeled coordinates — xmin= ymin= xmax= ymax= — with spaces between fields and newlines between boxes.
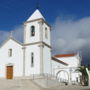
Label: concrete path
xmin=0 ymin=79 xmax=41 ymax=90
xmin=0 ymin=79 xmax=89 ymax=90
xmin=46 ymin=86 xmax=90 ymax=90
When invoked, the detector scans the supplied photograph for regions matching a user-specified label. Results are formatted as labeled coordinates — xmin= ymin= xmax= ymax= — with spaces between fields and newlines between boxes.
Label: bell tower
xmin=24 ymin=9 xmax=51 ymax=45
xmin=24 ymin=9 xmax=52 ymax=75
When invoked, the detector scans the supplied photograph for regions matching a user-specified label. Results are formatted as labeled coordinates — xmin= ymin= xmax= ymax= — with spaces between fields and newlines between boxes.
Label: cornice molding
xmin=24 ymin=41 xmax=52 ymax=48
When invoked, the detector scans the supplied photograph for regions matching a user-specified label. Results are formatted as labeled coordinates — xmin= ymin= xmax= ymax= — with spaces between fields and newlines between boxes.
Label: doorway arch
xmin=56 ymin=70 xmax=69 ymax=83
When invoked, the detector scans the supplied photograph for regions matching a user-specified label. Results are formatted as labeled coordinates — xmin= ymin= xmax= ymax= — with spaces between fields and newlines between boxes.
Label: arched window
xmin=8 ymin=49 xmax=12 ymax=57
xmin=45 ymin=27 xmax=48 ymax=38
xmin=31 ymin=26 xmax=35 ymax=36
xmin=31 ymin=53 xmax=34 ymax=67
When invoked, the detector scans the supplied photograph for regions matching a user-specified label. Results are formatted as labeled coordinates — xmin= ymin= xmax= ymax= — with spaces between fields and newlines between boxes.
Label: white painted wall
xmin=43 ymin=45 xmax=51 ymax=74
xmin=71 ymin=72 xmax=81 ymax=82
xmin=51 ymin=60 xmax=67 ymax=75
xmin=25 ymin=44 xmax=52 ymax=76
xmin=0 ymin=39 xmax=23 ymax=78
xmin=57 ymin=55 xmax=80 ymax=68
xmin=25 ymin=44 xmax=41 ymax=76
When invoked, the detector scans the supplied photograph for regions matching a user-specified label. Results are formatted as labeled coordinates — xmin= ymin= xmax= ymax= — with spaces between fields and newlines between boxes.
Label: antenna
xmin=36 ymin=0 xmax=40 ymax=9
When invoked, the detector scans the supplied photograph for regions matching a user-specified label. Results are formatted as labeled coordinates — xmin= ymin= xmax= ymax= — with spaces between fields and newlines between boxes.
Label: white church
xmin=0 ymin=9 xmax=82 ymax=85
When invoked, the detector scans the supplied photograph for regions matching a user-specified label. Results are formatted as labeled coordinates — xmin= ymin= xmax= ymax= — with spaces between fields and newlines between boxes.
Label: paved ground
xmin=0 ymin=79 xmax=89 ymax=90
xmin=0 ymin=79 xmax=41 ymax=90
xmin=47 ymin=86 xmax=90 ymax=90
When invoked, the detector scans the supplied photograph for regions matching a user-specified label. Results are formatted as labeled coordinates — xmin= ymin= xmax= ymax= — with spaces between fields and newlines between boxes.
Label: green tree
xmin=78 ymin=66 xmax=88 ymax=85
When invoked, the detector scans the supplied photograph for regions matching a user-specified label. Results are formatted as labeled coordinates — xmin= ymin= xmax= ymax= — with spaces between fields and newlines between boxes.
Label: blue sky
xmin=0 ymin=0 xmax=90 ymax=64
xmin=0 ymin=0 xmax=90 ymax=30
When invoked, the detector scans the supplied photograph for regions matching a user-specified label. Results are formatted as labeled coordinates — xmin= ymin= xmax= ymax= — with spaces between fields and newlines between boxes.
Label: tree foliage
xmin=78 ymin=66 xmax=88 ymax=77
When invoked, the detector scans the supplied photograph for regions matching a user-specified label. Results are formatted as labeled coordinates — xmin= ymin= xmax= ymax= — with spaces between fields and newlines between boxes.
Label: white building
xmin=52 ymin=53 xmax=82 ymax=84
xmin=0 ymin=9 xmax=51 ymax=79
xmin=0 ymin=8 xmax=82 ymax=85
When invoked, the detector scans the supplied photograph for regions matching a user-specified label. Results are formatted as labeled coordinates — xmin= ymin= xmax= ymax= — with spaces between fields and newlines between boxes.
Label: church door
xmin=6 ymin=66 xmax=13 ymax=79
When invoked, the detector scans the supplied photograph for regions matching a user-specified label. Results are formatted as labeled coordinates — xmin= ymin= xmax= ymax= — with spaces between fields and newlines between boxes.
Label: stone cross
xmin=10 ymin=31 xmax=13 ymax=37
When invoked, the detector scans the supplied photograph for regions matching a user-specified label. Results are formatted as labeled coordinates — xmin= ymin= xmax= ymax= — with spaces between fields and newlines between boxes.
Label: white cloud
xmin=12 ymin=25 xmax=24 ymax=42
xmin=52 ymin=16 xmax=90 ymax=64
xmin=0 ymin=31 xmax=9 ymax=43
xmin=0 ymin=25 xmax=24 ymax=44
xmin=0 ymin=16 xmax=90 ymax=64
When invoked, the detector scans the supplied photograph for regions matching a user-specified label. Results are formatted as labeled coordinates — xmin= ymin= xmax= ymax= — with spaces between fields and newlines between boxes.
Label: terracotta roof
xmin=52 ymin=57 xmax=68 ymax=66
xmin=54 ymin=54 xmax=76 ymax=58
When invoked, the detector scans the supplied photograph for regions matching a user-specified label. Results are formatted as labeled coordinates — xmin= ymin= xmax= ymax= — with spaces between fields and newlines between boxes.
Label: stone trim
xmin=6 ymin=63 xmax=14 ymax=66
xmin=22 ymin=46 xmax=26 ymax=76
xmin=39 ymin=21 xmax=44 ymax=74
xmin=24 ymin=24 xmax=26 ymax=44
xmin=0 ymin=37 xmax=51 ymax=49
xmin=42 ymin=42 xmax=52 ymax=48
xmin=24 ymin=41 xmax=52 ymax=48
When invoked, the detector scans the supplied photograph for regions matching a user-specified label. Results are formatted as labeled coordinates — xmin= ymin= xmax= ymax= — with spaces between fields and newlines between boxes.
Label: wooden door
xmin=6 ymin=66 xmax=13 ymax=79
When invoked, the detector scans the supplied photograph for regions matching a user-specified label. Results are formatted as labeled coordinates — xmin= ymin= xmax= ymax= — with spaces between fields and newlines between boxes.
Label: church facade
xmin=0 ymin=9 xmax=52 ymax=78
xmin=0 ymin=9 xmax=81 ymax=85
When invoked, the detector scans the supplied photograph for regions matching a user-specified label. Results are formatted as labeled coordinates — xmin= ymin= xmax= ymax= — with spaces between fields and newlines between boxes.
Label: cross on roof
xmin=36 ymin=0 xmax=40 ymax=9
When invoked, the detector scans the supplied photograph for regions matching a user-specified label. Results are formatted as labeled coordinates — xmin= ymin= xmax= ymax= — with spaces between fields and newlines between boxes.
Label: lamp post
xmin=69 ymin=67 xmax=72 ymax=85
xmin=86 ymin=68 xmax=90 ymax=86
